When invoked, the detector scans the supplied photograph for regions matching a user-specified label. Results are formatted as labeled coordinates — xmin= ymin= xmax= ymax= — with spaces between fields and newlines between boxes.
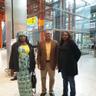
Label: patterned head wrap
xmin=17 ymin=31 xmax=28 ymax=36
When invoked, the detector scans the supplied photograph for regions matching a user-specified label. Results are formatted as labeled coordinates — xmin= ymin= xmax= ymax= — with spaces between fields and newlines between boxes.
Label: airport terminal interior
xmin=0 ymin=0 xmax=96 ymax=96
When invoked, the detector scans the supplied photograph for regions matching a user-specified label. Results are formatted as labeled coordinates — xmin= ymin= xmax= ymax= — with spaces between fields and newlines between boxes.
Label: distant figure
xmin=58 ymin=32 xmax=81 ymax=96
xmin=9 ymin=31 xmax=36 ymax=96
xmin=37 ymin=30 xmax=58 ymax=96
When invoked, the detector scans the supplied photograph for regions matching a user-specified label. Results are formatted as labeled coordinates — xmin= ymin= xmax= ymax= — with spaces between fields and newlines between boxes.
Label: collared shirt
xmin=45 ymin=41 xmax=51 ymax=60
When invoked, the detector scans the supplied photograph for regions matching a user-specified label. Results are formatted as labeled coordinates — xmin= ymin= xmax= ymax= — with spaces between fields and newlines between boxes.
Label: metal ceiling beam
xmin=81 ymin=0 xmax=90 ymax=5
xmin=53 ymin=7 xmax=90 ymax=20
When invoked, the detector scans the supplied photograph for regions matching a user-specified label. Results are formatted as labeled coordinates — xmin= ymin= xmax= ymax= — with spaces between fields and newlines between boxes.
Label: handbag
xmin=31 ymin=72 xmax=37 ymax=89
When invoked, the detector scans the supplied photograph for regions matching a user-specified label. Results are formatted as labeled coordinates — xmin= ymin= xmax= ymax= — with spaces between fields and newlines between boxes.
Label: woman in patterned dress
xmin=9 ymin=31 xmax=36 ymax=96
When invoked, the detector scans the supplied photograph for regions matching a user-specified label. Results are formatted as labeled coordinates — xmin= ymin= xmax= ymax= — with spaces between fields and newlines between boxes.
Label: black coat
xmin=58 ymin=40 xmax=81 ymax=76
xmin=9 ymin=42 xmax=36 ymax=72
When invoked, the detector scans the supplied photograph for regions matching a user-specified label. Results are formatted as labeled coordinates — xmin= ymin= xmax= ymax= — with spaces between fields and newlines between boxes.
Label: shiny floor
xmin=0 ymin=49 xmax=96 ymax=96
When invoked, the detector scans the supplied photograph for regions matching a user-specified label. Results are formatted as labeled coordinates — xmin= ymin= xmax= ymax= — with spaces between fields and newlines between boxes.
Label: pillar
xmin=0 ymin=14 xmax=3 ymax=48
xmin=0 ymin=15 xmax=2 ymax=48
xmin=38 ymin=0 xmax=45 ymax=41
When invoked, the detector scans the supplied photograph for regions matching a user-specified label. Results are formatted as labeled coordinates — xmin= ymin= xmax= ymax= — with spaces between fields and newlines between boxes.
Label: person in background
xmin=9 ymin=31 xmax=36 ymax=96
xmin=37 ymin=30 xmax=58 ymax=96
xmin=58 ymin=32 xmax=81 ymax=96
xmin=10 ymin=42 xmax=17 ymax=81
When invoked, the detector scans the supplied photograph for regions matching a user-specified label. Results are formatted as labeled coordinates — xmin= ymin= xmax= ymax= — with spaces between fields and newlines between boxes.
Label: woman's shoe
xmin=10 ymin=76 xmax=17 ymax=81
xmin=40 ymin=92 xmax=46 ymax=96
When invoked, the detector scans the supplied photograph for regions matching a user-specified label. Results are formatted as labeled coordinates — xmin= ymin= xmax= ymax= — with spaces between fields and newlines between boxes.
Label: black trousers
xmin=61 ymin=72 xmax=76 ymax=96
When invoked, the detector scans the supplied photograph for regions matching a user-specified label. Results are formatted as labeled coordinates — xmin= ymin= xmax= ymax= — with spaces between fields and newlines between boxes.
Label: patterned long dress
xmin=17 ymin=45 xmax=32 ymax=96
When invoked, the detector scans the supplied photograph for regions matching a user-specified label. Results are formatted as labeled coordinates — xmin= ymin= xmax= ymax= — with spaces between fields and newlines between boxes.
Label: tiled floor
xmin=0 ymin=49 xmax=96 ymax=96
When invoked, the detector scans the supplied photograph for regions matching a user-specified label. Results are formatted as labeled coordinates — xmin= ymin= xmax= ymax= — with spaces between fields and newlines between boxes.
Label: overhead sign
xmin=26 ymin=16 xmax=37 ymax=25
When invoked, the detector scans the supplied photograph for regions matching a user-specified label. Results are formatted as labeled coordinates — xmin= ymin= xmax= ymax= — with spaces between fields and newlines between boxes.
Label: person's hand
xmin=58 ymin=69 xmax=61 ymax=73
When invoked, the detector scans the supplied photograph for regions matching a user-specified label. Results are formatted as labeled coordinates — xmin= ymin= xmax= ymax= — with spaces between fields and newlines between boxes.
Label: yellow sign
xmin=26 ymin=17 xmax=37 ymax=25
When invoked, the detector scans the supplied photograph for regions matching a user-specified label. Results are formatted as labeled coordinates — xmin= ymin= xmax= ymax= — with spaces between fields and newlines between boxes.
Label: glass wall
xmin=26 ymin=0 xmax=94 ymax=53
xmin=75 ymin=6 xmax=92 ymax=54
xmin=75 ymin=6 xmax=90 ymax=33
xmin=51 ymin=0 xmax=94 ymax=54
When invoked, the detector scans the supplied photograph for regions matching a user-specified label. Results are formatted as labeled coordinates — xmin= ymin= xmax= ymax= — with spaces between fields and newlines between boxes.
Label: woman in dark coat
xmin=9 ymin=31 xmax=36 ymax=96
xmin=58 ymin=32 xmax=81 ymax=96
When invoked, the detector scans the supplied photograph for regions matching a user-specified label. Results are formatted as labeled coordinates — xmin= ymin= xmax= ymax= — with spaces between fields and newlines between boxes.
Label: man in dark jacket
xmin=37 ymin=30 xmax=58 ymax=96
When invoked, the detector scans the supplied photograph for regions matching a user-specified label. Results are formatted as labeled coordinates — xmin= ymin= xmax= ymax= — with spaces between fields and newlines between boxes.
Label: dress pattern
xmin=17 ymin=46 xmax=32 ymax=96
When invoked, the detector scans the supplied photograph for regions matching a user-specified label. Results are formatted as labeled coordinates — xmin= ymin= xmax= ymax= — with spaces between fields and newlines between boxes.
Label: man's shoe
xmin=62 ymin=94 xmax=68 ymax=96
xmin=49 ymin=92 xmax=55 ymax=96
xmin=10 ymin=76 xmax=17 ymax=81
xmin=40 ymin=92 xmax=46 ymax=96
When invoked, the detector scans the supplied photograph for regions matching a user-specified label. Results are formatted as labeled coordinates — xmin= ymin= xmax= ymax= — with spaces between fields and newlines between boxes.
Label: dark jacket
xmin=37 ymin=40 xmax=58 ymax=70
xmin=9 ymin=42 xmax=36 ymax=72
xmin=58 ymin=40 xmax=81 ymax=76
